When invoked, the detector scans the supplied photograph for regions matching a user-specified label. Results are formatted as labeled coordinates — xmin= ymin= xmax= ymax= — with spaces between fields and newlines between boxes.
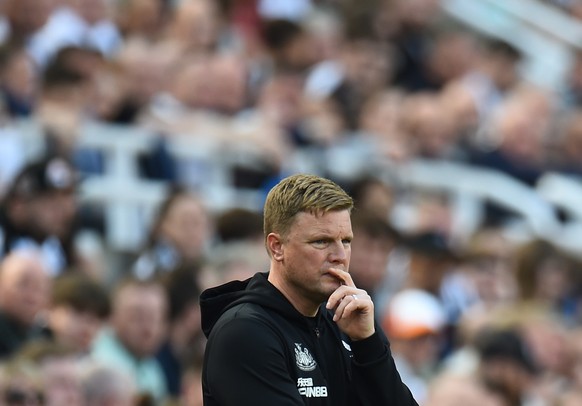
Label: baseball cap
xmin=383 ymin=289 xmax=446 ymax=340
xmin=7 ymin=157 xmax=77 ymax=199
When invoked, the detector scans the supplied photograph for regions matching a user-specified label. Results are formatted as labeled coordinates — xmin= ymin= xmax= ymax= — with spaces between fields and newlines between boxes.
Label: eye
xmin=342 ymin=238 xmax=352 ymax=246
xmin=311 ymin=239 xmax=329 ymax=248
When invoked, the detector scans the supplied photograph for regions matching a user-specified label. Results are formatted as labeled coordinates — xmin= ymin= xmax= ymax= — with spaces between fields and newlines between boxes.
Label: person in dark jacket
xmin=200 ymin=174 xmax=418 ymax=405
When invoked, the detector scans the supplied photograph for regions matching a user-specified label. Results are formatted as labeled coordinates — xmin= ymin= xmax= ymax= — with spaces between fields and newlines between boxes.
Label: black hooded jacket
xmin=200 ymin=272 xmax=418 ymax=406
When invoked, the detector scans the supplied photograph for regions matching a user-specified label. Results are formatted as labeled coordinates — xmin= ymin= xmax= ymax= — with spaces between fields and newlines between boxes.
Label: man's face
xmin=41 ymin=357 xmax=83 ymax=406
xmin=113 ymin=285 xmax=167 ymax=358
xmin=0 ymin=254 xmax=50 ymax=325
xmin=349 ymin=232 xmax=392 ymax=292
xmin=160 ymin=196 xmax=209 ymax=261
xmin=27 ymin=191 xmax=77 ymax=239
xmin=277 ymin=210 xmax=353 ymax=305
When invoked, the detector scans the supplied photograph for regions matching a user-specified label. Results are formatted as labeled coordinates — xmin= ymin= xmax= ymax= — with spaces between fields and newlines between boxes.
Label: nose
xmin=328 ymin=240 xmax=348 ymax=264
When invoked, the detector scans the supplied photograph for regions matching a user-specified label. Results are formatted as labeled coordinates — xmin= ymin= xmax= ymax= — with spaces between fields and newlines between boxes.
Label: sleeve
xmin=350 ymin=330 xmax=419 ymax=406
xmin=203 ymin=317 xmax=304 ymax=406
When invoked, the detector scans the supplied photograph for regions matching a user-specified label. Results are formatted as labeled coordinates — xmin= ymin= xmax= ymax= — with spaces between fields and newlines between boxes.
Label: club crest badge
xmin=294 ymin=343 xmax=317 ymax=371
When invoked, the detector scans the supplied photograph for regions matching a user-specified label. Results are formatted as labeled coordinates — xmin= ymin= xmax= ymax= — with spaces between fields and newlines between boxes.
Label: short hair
xmin=263 ymin=174 xmax=353 ymax=241
xmin=351 ymin=211 xmax=398 ymax=241
xmin=215 ymin=207 xmax=263 ymax=243
xmin=51 ymin=274 xmax=110 ymax=319
xmin=483 ymin=38 xmax=522 ymax=61
xmin=261 ymin=19 xmax=304 ymax=52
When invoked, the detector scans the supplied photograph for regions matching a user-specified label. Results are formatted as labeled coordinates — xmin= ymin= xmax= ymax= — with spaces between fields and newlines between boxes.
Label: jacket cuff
xmin=350 ymin=331 xmax=387 ymax=364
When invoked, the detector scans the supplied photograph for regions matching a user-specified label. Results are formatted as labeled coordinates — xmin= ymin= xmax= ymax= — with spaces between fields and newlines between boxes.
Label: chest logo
xmin=294 ymin=343 xmax=317 ymax=371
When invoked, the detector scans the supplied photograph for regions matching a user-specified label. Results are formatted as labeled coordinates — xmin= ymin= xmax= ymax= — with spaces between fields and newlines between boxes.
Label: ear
xmin=266 ymin=233 xmax=284 ymax=262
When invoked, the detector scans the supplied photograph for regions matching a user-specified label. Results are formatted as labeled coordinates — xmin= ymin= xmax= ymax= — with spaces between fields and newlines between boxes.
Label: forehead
xmin=289 ymin=210 xmax=352 ymax=235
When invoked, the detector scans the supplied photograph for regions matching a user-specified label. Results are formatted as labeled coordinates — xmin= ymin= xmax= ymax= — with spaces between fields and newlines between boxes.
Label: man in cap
xmin=0 ymin=156 xmax=78 ymax=275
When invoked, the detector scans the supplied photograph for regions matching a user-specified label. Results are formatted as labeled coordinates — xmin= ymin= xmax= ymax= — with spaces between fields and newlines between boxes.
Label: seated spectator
xmin=133 ymin=186 xmax=211 ymax=280
xmin=349 ymin=211 xmax=400 ymax=317
xmin=424 ymin=372 xmax=505 ymax=406
xmin=45 ymin=273 xmax=110 ymax=354
xmin=513 ymin=239 xmax=581 ymax=325
xmin=476 ymin=328 xmax=541 ymax=406
xmin=382 ymin=288 xmax=447 ymax=404
xmin=156 ymin=266 xmax=203 ymax=399
xmin=214 ymin=207 xmax=263 ymax=245
xmin=180 ymin=355 xmax=204 ymax=406
xmin=401 ymin=231 xmax=459 ymax=296
xmin=348 ymin=175 xmax=396 ymax=221
xmin=0 ymin=156 xmax=80 ymax=275
xmin=0 ymin=359 xmax=45 ymax=406
xmin=468 ymin=86 xmax=553 ymax=186
xmin=81 ymin=363 xmax=137 ymax=406
xmin=17 ymin=339 xmax=84 ymax=406
xmin=91 ymin=278 xmax=168 ymax=402
xmin=0 ymin=250 xmax=50 ymax=358
xmin=0 ymin=44 xmax=38 ymax=117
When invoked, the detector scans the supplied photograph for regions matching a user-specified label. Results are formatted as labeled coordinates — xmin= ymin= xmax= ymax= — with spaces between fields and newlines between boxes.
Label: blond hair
xmin=263 ymin=174 xmax=353 ymax=243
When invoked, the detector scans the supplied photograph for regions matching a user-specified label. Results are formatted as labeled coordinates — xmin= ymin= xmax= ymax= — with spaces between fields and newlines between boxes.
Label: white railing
xmin=11 ymin=118 xmax=582 ymax=257
xmin=442 ymin=0 xmax=582 ymax=90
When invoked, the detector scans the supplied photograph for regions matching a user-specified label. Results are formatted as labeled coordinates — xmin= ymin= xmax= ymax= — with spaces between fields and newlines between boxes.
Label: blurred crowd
xmin=0 ymin=0 xmax=582 ymax=405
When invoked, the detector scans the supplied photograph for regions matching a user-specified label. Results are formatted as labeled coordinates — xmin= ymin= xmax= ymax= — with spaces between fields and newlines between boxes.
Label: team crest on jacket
xmin=294 ymin=343 xmax=317 ymax=371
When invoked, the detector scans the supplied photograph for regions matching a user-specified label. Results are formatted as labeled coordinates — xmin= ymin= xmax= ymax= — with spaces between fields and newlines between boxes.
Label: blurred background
xmin=2 ymin=0 xmax=582 ymax=405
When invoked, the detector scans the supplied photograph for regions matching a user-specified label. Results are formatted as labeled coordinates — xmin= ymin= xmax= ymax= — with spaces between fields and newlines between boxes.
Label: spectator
xmin=163 ymin=0 xmax=222 ymax=54
xmin=348 ymin=175 xmax=396 ymax=221
xmin=513 ymin=239 xmax=581 ymax=325
xmin=17 ymin=339 xmax=84 ymax=406
xmin=156 ymin=266 xmax=204 ymax=399
xmin=349 ymin=211 xmax=400 ymax=317
xmin=424 ymin=373 xmax=505 ymax=406
xmin=4 ymin=0 xmax=54 ymax=44
xmin=261 ymin=18 xmax=317 ymax=73
xmin=115 ymin=0 xmax=168 ymax=42
xmin=476 ymin=328 xmax=542 ymax=406
xmin=214 ymin=207 xmax=263 ymax=244
xmin=45 ymin=273 xmax=110 ymax=354
xmin=383 ymin=289 xmax=447 ymax=404
xmin=133 ymin=186 xmax=211 ymax=280
xmin=0 ymin=359 xmax=45 ymax=406
xmin=91 ymin=278 xmax=168 ymax=402
xmin=180 ymin=355 xmax=204 ymax=406
xmin=468 ymin=87 xmax=552 ymax=186
xmin=81 ymin=363 xmax=137 ymax=406
xmin=463 ymin=38 xmax=524 ymax=123
xmin=0 ymin=44 xmax=38 ymax=118
xmin=400 ymin=231 xmax=459 ymax=296
xmin=0 ymin=156 xmax=80 ymax=275
xmin=0 ymin=250 xmax=51 ymax=358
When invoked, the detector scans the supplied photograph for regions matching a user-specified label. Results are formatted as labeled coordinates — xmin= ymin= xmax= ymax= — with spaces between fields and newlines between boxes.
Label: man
xmin=91 ymin=278 xmax=168 ymax=402
xmin=382 ymin=289 xmax=447 ymax=404
xmin=17 ymin=340 xmax=85 ymax=406
xmin=46 ymin=273 xmax=110 ymax=354
xmin=0 ymin=250 xmax=51 ymax=358
xmin=349 ymin=211 xmax=400 ymax=318
xmin=0 ymin=156 xmax=78 ymax=275
xmin=201 ymin=174 xmax=417 ymax=405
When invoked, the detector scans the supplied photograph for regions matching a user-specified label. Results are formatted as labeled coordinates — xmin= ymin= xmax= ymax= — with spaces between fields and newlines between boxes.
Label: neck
xmin=268 ymin=268 xmax=319 ymax=317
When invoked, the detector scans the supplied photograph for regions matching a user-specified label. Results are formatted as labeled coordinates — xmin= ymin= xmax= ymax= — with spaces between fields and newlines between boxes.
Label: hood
xmin=200 ymin=272 xmax=306 ymax=338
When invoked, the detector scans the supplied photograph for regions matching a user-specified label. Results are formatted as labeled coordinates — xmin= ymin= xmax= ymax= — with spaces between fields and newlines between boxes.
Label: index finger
xmin=326 ymin=268 xmax=356 ymax=288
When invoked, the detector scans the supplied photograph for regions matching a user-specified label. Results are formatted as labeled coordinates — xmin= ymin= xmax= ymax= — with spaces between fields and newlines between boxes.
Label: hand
xmin=325 ymin=268 xmax=375 ymax=341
